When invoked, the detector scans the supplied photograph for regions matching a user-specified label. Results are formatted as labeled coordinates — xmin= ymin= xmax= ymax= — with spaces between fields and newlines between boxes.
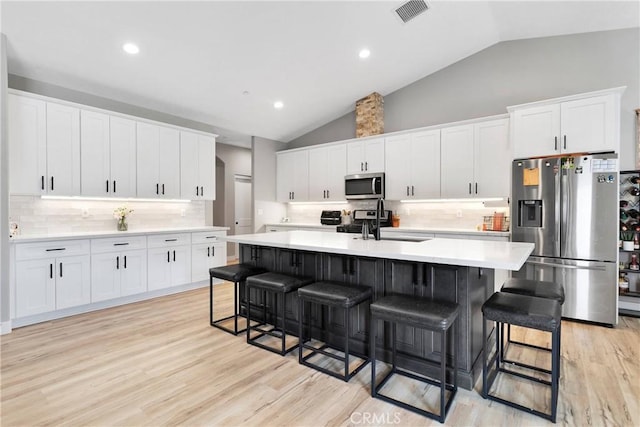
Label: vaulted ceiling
xmin=2 ymin=1 xmax=638 ymax=147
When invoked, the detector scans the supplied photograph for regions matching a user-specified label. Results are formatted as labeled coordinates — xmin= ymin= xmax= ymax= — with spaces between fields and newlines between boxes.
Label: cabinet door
xmin=308 ymin=146 xmax=328 ymax=200
xmin=326 ymin=144 xmax=347 ymax=201
xmin=512 ymin=104 xmax=560 ymax=159
xmin=120 ymin=249 xmax=147 ymax=296
xmin=441 ymin=124 xmax=475 ymax=198
xmin=411 ymin=130 xmax=441 ymax=199
xmin=277 ymin=150 xmax=308 ymax=202
xmin=110 ymin=117 xmax=137 ymax=197
xmin=170 ymin=246 xmax=191 ymax=286
xmin=347 ymin=141 xmax=366 ymax=174
xmin=385 ymin=134 xmax=412 ymax=200
xmin=15 ymin=259 xmax=56 ymax=317
xmin=474 ymin=119 xmax=510 ymax=198
xmin=91 ymin=252 xmax=120 ymax=302
xmin=180 ymin=131 xmax=200 ymax=199
xmin=56 ymin=255 xmax=91 ymax=309
xmin=364 ymin=138 xmax=385 ymax=173
xmin=198 ymin=135 xmax=216 ymax=200
xmin=276 ymin=151 xmax=294 ymax=202
xmin=210 ymin=242 xmax=226 ymax=279
xmin=147 ymin=247 xmax=172 ymax=291
xmin=80 ymin=110 xmax=110 ymax=196
xmin=46 ymin=102 xmax=80 ymax=195
xmin=561 ymin=95 xmax=616 ymax=154
xmin=191 ymin=243 xmax=211 ymax=283
xmin=8 ymin=94 xmax=47 ymax=195
xmin=136 ymin=122 xmax=160 ymax=198
xmin=159 ymin=127 xmax=180 ymax=198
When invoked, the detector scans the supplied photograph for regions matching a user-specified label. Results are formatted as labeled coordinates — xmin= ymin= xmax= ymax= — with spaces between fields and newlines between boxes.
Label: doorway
xmin=234 ymin=175 xmax=253 ymax=257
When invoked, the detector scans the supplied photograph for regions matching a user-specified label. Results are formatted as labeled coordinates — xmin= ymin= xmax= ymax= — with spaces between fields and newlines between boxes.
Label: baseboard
xmin=1 ymin=320 xmax=12 ymax=335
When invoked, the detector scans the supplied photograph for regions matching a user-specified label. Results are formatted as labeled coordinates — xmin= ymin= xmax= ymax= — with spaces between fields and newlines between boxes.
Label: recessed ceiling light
xmin=359 ymin=48 xmax=371 ymax=59
xmin=242 ymin=90 xmax=250 ymax=96
xmin=273 ymin=101 xmax=284 ymax=109
xmin=122 ymin=43 xmax=140 ymax=55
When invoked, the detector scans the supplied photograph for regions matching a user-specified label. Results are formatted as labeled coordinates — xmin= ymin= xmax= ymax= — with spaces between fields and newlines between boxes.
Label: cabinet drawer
xmin=91 ymin=235 xmax=147 ymax=254
xmin=191 ymin=231 xmax=227 ymax=244
xmin=147 ymin=233 xmax=191 ymax=248
xmin=15 ymin=239 xmax=89 ymax=261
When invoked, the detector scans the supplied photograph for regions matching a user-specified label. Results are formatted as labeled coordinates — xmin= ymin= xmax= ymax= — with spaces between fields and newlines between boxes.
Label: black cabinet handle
xmin=323 ymin=190 xmax=326 ymax=199
xmin=554 ymin=136 xmax=558 ymax=151
xmin=41 ymin=176 xmax=45 ymax=190
xmin=365 ymin=161 xmax=368 ymax=171
xmin=162 ymin=184 xmax=165 ymax=195
xmin=167 ymin=251 xmax=170 ymax=263
xmin=469 ymin=183 xmax=472 ymax=194
xmin=196 ymin=186 xmax=199 ymax=196
xmin=200 ymin=186 xmax=203 ymax=196
xmin=106 ymin=180 xmax=109 ymax=193
xmin=291 ymin=191 xmax=294 ymax=199
xmin=113 ymin=243 xmax=129 ymax=246
xmin=412 ymin=185 xmax=415 ymax=196
xmin=50 ymin=263 xmax=53 ymax=279
xmin=116 ymin=256 xmax=119 ymax=270
xmin=407 ymin=186 xmax=410 ymax=196
xmin=46 ymin=248 xmax=66 ymax=252
xmin=563 ymin=135 xmax=567 ymax=150
xmin=205 ymin=236 xmax=216 ymax=239
xmin=360 ymin=162 xmax=364 ymax=171
xmin=156 ymin=183 xmax=159 ymax=195
xmin=212 ymin=246 xmax=215 ymax=257
xmin=475 ymin=183 xmax=478 ymax=194
xmin=124 ymin=256 xmax=127 ymax=269
xmin=327 ymin=190 xmax=329 ymax=198
xmin=207 ymin=247 xmax=210 ymax=257
xmin=51 ymin=176 xmax=54 ymax=191
xmin=164 ymin=239 xmax=177 ymax=242
xmin=59 ymin=262 xmax=63 ymax=277
xmin=173 ymin=250 xmax=176 ymax=262
xmin=113 ymin=180 xmax=116 ymax=193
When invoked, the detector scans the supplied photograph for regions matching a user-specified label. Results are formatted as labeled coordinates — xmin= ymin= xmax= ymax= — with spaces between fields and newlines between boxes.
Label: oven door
xmin=345 ymin=173 xmax=384 ymax=200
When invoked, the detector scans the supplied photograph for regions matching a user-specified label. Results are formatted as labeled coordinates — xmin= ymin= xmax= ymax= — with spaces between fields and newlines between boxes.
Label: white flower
xmin=113 ymin=206 xmax=134 ymax=220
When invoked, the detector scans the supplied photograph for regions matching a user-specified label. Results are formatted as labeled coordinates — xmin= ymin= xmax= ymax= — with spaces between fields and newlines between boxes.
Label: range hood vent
xmin=395 ymin=0 xmax=429 ymax=24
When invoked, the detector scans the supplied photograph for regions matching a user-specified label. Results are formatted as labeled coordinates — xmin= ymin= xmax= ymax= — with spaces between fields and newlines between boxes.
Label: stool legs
xmin=210 ymin=278 xmax=247 ymax=336
xmin=247 ymin=288 xmax=298 ymax=356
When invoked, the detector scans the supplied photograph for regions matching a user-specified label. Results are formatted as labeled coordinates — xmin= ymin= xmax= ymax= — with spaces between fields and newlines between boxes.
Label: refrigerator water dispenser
xmin=518 ymin=200 xmax=542 ymax=227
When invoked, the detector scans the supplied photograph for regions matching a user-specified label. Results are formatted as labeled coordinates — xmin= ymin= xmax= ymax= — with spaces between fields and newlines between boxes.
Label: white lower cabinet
xmin=91 ymin=236 xmax=148 ymax=302
xmin=15 ymin=239 xmax=90 ymax=317
xmin=147 ymin=234 xmax=192 ymax=291
xmin=191 ymin=231 xmax=227 ymax=283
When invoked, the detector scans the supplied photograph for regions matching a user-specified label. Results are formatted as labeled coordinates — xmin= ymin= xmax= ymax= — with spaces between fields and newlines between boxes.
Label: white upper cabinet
xmin=81 ymin=112 xmax=137 ymax=197
xmin=308 ymin=143 xmax=346 ymax=201
xmin=46 ymin=103 xmax=81 ymax=195
xmin=510 ymin=88 xmax=623 ymax=158
xmin=441 ymin=118 xmax=510 ymax=199
xmin=385 ymin=130 xmax=441 ymax=200
xmin=180 ymin=131 xmax=216 ymax=200
xmin=347 ymin=137 xmax=385 ymax=174
xmin=8 ymin=94 xmax=47 ymax=195
xmin=136 ymin=122 xmax=180 ymax=198
xmin=277 ymin=150 xmax=309 ymax=202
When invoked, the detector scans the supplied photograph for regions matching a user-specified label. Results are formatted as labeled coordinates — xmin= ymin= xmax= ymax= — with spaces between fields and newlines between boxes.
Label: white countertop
xmin=9 ymin=226 xmax=230 ymax=243
xmin=266 ymin=223 xmax=509 ymax=237
xmin=223 ymin=231 xmax=533 ymax=270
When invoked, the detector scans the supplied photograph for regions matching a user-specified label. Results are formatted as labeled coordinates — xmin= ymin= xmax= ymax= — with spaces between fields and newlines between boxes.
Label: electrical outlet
xmin=257 ymin=209 xmax=264 ymax=215
xmin=456 ymin=209 xmax=463 ymax=218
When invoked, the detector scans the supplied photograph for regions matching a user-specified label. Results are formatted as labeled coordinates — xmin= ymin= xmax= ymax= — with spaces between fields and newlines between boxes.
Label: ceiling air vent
xmin=395 ymin=0 xmax=429 ymax=24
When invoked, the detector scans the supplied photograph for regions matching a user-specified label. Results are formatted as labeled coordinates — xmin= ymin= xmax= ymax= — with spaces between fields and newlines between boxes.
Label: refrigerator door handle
xmin=526 ymin=260 xmax=607 ymax=272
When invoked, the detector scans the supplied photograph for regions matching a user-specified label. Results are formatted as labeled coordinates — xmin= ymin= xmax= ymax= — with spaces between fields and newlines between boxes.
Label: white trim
xmin=8 ymin=88 xmax=219 ymax=138
xmin=1 ymin=320 xmax=12 ymax=335
xmin=506 ymin=86 xmax=626 ymax=112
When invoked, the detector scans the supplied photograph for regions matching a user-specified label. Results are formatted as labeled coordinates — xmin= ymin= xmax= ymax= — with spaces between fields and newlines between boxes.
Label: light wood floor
xmin=1 ymin=283 xmax=639 ymax=427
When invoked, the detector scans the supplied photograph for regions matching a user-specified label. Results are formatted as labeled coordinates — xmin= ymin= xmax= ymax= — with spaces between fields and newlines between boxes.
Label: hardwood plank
xmin=2 ymin=283 xmax=639 ymax=426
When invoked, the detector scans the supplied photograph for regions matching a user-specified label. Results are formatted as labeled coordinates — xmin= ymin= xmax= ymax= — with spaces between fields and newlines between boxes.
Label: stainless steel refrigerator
xmin=511 ymin=153 xmax=618 ymax=326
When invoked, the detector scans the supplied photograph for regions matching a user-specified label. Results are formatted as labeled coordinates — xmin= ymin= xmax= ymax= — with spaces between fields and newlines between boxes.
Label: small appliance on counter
xmin=336 ymin=209 xmax=392 ymax=233
xmin=320 ymin=210 xmax=342 ymax=225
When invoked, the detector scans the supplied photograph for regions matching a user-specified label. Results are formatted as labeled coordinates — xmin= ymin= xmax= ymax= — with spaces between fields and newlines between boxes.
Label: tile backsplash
xmin=9 ymin=196 xmax=205 ymax=236
xmin=286 ymin=200 xmax=509 ymax=230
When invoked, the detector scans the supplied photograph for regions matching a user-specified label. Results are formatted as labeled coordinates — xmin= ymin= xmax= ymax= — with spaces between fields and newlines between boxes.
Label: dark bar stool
xmin=246 ymin=272 xmax=313 ymax=355
xmin=297 ymin=281 xmax=372 ymax=382
xmin=209 ymin=264 xmax=267 ymax=335
xmin=482 ymin=292 xmax=561 ymax=423
xmin=500 ymin=278 xmax=564 ymax=373
xmin=370 ymin=295 xmax=460 ymax=424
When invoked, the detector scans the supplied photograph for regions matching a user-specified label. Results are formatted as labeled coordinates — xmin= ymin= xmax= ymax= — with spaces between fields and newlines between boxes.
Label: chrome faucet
xmin=374 ymin=198 xmax=385 ymax=241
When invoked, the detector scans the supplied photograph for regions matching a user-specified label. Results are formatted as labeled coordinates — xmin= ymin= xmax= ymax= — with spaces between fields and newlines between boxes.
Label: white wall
xmin=253 ymin=136 xmax=287 ymax=233
xmin=289 ymin=28 xmax=640 ymax=170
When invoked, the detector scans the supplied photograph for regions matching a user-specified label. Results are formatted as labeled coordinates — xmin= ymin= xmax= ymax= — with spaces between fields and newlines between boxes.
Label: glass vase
xmin=117 ymin=217 xmax=128 ymax=231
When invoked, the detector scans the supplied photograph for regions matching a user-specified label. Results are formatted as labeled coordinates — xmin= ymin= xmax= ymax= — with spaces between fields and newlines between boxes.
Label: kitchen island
xmin=223 ymin=231 xmax=533 ymax=390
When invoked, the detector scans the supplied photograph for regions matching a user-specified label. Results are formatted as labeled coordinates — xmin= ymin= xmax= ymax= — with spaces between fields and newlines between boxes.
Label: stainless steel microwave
xmin=345 ymin=173 xmax=385 ymax=200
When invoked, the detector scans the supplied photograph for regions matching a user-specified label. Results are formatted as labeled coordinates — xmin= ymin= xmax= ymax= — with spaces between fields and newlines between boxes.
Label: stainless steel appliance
xmin=511 ymin=153 xmax=618 ymax=326
xmin=337 ymin=209 xmax=391 ymax=233
xmin=320 ymin=210 xmax=342 ymax=225
xmin=345 ymin=173 xmax=385 ymax=200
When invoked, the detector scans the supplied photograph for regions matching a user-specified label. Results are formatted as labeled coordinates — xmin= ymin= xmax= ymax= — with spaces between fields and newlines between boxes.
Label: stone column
xmin=355 ymin=92 xmax=384 ymax=138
